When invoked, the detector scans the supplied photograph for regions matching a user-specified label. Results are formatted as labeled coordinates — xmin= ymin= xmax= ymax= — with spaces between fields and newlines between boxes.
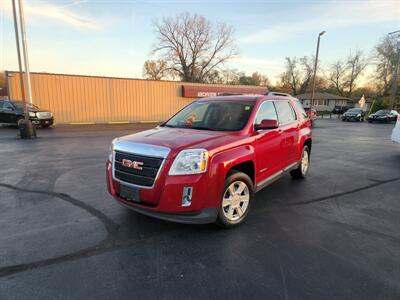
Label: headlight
xmin=169 ymin=149 xmax=208 ymax=175
xmin=28 ymin=111 xmax=36 ymax=117
xmin=108 ymin=139 xmax=117 ymax=161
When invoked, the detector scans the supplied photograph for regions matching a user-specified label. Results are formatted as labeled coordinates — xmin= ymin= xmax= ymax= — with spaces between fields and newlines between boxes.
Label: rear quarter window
xmin=292 ymin=100 xmax=307 ymax=119
xmin=274 ymin=101 xmax=296 ymax=124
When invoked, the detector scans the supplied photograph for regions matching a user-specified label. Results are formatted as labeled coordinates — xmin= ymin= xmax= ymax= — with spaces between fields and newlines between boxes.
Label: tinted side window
xmin=255 ymin=101 xmax=278 ymax=124
xmin=292 ymin=100 xmax=307 ymax=119
xmin=274 ymin=101 xmax=296 ymax=124
xmin=3 ymin=102 xmax=14 ymax=110
xmin=0 ymin=100 xmax=4 ymax=109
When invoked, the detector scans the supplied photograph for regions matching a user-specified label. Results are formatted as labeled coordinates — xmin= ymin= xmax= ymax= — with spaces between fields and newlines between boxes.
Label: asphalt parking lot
xmin=0 ymin=119 xmax=399 ymax=300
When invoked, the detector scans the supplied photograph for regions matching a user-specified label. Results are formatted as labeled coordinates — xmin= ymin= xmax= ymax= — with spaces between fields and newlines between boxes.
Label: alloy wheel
xmin=301 ymin=149 xmax=309 ymax=175
xmin=222 ymin=181 xmax=250 ymax=221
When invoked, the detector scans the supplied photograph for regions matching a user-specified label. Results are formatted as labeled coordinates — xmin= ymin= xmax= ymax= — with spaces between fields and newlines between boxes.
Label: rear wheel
xmin=290 ymin=145 xmax=310 ymax=179
xmin=216 ymin=171 xmax=254 ymax=228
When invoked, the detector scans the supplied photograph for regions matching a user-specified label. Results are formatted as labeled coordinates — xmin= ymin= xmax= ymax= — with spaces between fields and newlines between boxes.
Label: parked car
xmin=342 ymin=108 xmax=365 ymax=122
xmin=0 ymin=100 xmax=54 ymax=128
xmin=332 ymin=105 xmax=351 ymax=114
xmin=391 ymin=114 xmax=400 ymax=144
xmin=304 ymin=107 xmax=317 ymax=126
xmin=367 ymin=109 xmax=399 ymax=123
xmin=106 ymin=94 xmax=312 ymax=227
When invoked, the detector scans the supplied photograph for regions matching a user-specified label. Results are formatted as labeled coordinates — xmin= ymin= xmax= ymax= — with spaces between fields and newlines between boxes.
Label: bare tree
xmin=326 ymin=50 xmax=367 ymax=98
xmin=152 ymin=12 xmax=238 ymax=82
xmin=327 ymin=60 xmax=347 ymax=96
xmin=143 ymin=59 xmax=170 ymax=80
xmin=346 ymin=50 xmax=367 ymax=98
xmin=374 ymin=36 xmax=397 ymax=95
xmin=279 ymin=56 xmax=314 ymax=95
xmin=219 ymin=68 xmax=241 ymax=85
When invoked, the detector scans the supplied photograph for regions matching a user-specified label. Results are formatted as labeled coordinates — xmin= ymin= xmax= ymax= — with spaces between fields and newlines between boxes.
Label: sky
xmin=1 ymin=0 xmax=399 ymax=85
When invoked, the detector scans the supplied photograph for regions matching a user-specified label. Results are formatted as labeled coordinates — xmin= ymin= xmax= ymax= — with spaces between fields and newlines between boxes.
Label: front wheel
xmin=216 ymin=171 xmax=254 ymax=228
xmin=290 ymin=145 xmax=310 ymax=179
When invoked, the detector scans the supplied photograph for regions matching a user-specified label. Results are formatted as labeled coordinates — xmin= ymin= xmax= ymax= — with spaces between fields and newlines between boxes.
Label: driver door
xmin=254 ymin=100 xmax=285 ymax=184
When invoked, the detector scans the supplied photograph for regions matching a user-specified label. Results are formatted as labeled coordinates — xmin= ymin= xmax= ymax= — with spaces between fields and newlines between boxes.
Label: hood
xmin=115 ymin=127 xmax=244 ymax=157
xmin=15 ymin=107 xmax=48 ymax=113
xmin=344 ymin=111 xmax=360 ymax=116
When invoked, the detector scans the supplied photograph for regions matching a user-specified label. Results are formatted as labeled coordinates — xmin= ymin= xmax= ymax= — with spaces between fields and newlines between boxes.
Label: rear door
xmin=274 ymin=100 xmax=299 ymax=166
xmin=0 ymin=100 xmax=5 ymax=123
xmin=254 ymin=100 xmax=284 ymax=183
xmin=2 ymin=101 xmax=18 ymax=124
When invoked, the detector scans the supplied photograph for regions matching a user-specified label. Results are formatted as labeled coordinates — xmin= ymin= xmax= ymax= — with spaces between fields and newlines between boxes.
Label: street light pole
xmin=310 ymin=31 xmax=326 ymax=108
xmin=17 ymin=0 xmax=33 ymax=106
xmin=11 ymin=0 xmax=27 ymax=118
xmin=388 ymin=30 xmax=400 ymax=110
xmin=14 ymin=0 xmax=36 ymax=138
xmin=390 ymin=42 xmax=400 ymax=110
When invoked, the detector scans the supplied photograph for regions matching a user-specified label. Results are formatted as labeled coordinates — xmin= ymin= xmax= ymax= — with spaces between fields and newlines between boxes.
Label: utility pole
xmin=310 ymin=31 xmax=326 ymax=108
xmin=17 ymin=0 xmax=33 ymax=106
xmin=11 ymin=0 xmax=26 ymax=116
xmin=12 ymin=0 xmax=36 ymax=138
xmin=388 ymin=29 xmax=400 ymax=110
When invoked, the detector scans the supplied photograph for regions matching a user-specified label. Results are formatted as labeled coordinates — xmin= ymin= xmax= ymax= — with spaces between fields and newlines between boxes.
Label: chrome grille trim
xmin=112 ymin=141 xmax=170 ymax=189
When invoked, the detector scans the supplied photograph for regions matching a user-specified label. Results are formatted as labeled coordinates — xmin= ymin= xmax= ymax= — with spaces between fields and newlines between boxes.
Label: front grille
xmin=114 ymin=151 xmax=163 ymax=187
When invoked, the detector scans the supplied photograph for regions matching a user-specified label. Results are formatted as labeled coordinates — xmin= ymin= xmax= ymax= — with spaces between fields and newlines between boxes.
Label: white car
xmin=391 ymin=114 xmax=400 ymax=144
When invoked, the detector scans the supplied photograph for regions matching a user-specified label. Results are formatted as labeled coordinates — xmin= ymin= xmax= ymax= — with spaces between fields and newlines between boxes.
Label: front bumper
xmin=116 ymin=200 xmax=218 ymax=224
xmin=368 ymin=117 xmax=387 ymax=122
xmin=31 ymin=117 xmax=54 ymax=126
xmin=343 ymin=115 xmax=361 ymax=121
xmin=106 ymin=160 xmax=219 ymax=224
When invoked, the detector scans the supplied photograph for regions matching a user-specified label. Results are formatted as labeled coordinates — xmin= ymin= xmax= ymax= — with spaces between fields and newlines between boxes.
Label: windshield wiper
xmin=160 ymin=123 xmax=175 ymax=128
xmin=191 ymin=126 xmax=216 ymax=131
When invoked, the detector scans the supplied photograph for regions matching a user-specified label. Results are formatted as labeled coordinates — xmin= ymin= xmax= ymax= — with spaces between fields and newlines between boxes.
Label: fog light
xmin=182 ymin=186 xmax=193 ymax=207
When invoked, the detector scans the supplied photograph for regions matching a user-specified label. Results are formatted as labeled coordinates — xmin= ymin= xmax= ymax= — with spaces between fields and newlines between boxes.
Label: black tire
xmin=290 ymin=145 xmax=310 ymax=179
xmin=216 ymin=171 xmax=254 ymax=228
xmin=342 ymin=118 xmax=345 ymax=122
xmin=41 ymin=124 xmax=51 ymax=128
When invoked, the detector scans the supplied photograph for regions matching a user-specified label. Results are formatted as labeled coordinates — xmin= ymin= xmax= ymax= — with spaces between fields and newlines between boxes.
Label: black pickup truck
xmin=0 ymin=99 xmax=54 ymax=128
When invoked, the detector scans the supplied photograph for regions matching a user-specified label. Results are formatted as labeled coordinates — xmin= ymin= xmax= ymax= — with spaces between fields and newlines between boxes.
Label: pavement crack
xmin=285 ymin=176 xmax=400 ymax=206
xmin=0 ymin=182 xmax=119 ymax=278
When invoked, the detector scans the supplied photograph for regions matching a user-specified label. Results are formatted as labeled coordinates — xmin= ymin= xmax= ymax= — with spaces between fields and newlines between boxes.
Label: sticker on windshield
xmin=245 ymin=106 xmax=251 ymax=110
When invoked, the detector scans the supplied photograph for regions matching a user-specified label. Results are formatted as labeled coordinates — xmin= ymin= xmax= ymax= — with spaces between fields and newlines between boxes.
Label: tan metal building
xmin=6 ymin=71 xmax=267 ymax=124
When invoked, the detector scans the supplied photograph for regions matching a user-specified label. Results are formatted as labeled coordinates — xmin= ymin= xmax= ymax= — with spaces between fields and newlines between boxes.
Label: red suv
xmin=106 ymin=95 xmax=312 ymax=227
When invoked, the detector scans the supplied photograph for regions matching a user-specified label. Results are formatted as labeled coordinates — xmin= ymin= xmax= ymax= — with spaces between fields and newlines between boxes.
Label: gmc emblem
xmin=121 ymin=159 xmax=144 ymax=170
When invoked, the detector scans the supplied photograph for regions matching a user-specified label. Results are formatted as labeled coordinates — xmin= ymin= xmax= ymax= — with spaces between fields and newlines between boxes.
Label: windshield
xmin=164 ymin=101 xmax=255 ymax=131
xmin=12 ymin=101 xmax=39 ymax=110
xmin=347 ymin=108 xmax=361 ymax=113
xmin=375 ymin=110 xmax=390 ymax=115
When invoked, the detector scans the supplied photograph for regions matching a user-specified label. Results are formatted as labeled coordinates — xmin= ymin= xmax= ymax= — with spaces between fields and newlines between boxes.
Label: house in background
xmin=295 ymin=92 xmax=350 ymax=111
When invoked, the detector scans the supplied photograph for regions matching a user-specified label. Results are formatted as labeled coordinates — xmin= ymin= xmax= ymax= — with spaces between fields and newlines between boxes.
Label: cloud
xmin=240 ymin=0 xmax=400 ymax=44
xmin=1 ymin=0 xmax=101 ymax=30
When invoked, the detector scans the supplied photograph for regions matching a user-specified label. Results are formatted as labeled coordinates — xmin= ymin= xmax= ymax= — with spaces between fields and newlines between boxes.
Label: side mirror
xmin=255 ymin=119 xmax=279 ymax=131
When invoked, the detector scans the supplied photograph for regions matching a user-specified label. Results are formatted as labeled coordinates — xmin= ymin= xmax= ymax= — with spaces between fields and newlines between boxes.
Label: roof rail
xmin=266 ymin=91 xmax=293 ymax=97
